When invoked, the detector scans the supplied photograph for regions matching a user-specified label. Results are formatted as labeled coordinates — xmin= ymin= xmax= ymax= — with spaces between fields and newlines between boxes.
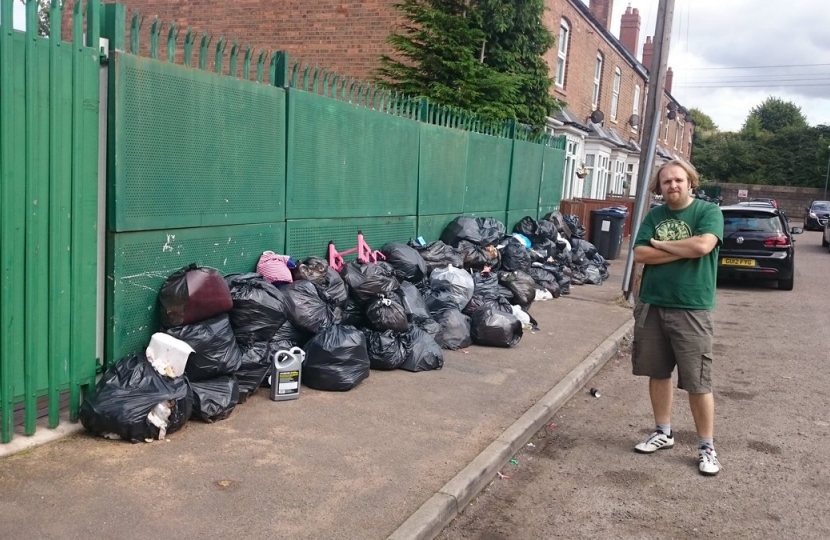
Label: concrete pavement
xmin=0 ymin=265 xmax=633 ymax=540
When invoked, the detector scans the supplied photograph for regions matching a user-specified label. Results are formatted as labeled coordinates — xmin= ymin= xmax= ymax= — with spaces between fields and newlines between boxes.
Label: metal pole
xmin=621 ymin=0 xmax=676 ymax=301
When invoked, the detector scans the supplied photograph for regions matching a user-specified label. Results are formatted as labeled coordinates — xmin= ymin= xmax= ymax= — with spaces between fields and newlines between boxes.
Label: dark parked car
xmin=719 ymin=205 xmax=803 ymax=290
xmin=803 ymin=200 xmax=830 ymax=231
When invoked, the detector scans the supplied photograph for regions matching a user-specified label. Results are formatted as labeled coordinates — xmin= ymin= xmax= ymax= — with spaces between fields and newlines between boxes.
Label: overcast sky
xmin=603 ymin=0 xmax=830 ymax=131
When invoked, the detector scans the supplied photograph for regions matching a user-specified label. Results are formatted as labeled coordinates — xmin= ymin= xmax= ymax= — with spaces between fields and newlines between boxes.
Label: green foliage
xmin=19 ymin=0 xmax=50 ymax=37
xmin=474 ymin=0 xmax=560 ymax=127
xmin=375 ymin=0 xmax=559 ymax=128
xmin=691 ymin=98 xmax=830 ymax=187
xmin=687 ymin=107 xmax=717 ymax=132
xmin=741 ymin=96 xmax=807 ymax=134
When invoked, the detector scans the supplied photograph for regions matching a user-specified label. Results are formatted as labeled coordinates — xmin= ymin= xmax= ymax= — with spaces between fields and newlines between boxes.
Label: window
xmin=663 ymin=118 xmax=669 ymax=142
xmin=677 ymin=121 xmax=685 ymax=150
xmin=563 ymin=138 xmax=579 ymax=199
xmin=625 ymin=163 xmax=636 ymax=195
xmin=610 ymin=68 xmax=621 ymax=120
xmin=674 ymin=120 xmax=682 ymax=149
xmin=556 ymin=20 xmax=570 ymax=87
xmin=582 ymin=154 xmax=596 ymax=198
xmin=613 ymin=160 xmax=625 ymax=195
xmin=592 ymin=53 xmax=603 ymax=109
xmin=632 ymin=85 xmax=641 ymax=120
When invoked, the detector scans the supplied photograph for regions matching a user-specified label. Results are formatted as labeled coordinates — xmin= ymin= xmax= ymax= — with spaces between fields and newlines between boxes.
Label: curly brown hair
xmin=650 ymin=160 xmax=700 ymax=196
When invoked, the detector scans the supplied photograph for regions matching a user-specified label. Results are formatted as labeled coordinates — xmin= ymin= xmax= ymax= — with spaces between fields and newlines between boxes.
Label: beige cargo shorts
xmin=631 ymin=302 xmax=714 ymax=393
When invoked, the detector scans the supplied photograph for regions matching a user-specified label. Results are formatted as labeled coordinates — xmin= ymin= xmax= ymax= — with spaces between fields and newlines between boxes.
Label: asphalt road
xmin=439 ymin=226 xmax=830 ymax=540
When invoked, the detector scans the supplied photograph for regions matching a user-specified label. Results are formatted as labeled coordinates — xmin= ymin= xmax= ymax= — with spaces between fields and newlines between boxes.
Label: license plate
xmin=721 ymin=258 xmax=755 ymax=267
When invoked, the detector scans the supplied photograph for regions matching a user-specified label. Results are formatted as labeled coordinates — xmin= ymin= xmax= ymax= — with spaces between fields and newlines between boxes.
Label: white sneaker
xmin=634 ymin=430 xmax=675 ymax=453
xmin=698 ymin=447 xmax=721 ymax=476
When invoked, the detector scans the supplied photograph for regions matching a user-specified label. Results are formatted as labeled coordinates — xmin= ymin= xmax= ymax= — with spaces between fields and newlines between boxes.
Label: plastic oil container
xmin=270 ymin=347 xmax=305 ymax=401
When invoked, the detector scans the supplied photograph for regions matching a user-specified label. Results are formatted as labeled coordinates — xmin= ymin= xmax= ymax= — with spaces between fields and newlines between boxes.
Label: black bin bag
xmin=158 ymin=264 xmax=233 ymax=329
xmin=303 ymin=325 xmax=370 ymax=391
xmin=408 ymin=240 xmax=464 ymax=274
xmin=380 ymin=242 xmax=428 ymax=283
xmin=364 ymin=329 xmax=408 ymax=370
xmin=190 ymin=376 xmax=239 ymax=423
xmin=80 ymin=353 xmax=192 ymax=443
xmin=365 ymin=295 xmax=409 ymax=333
xmin=235 ymin=341 xmax=272 ymax=402
xmin=166 ymin=313 xmax=243 ymax=382
xmin=440 ymin=216 xmax=483 ymax=247
xmin=471 ymin=306 xmax=523 ymax=348
xmin=340 ymin=261 xmax=400 ymax=306
xmin=396 ymin=281 xmax=431 ymax=323
xmin=399 ymin=324 xmax=444 ymax=372
xmin=224 ymin=273 xmax=289 ymax=341
xmin=281 ymin=280 xmax=338 ymax=334
xmin=433 ymin=308 xmax=472 ymax=350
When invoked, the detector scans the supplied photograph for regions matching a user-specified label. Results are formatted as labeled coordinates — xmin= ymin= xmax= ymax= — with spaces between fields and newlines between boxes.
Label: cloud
xmin=608 ymin=0 xmax=830 ymax=131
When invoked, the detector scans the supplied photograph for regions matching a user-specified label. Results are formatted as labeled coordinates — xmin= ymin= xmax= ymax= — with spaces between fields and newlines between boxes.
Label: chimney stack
xmin=642 ymin=36 xmax=654 ymax=72
xmin=589 ymin=0 xmax=613 ymax=31
xmin=619 ymin=6 xmax=641 ymax=57
xmin=665 ymin=67 xmax=674 ymax=94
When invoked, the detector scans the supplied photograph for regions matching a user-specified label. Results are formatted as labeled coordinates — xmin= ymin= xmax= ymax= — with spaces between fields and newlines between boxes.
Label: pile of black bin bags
xmin=80 ymin=213 xmax=609 ymax=443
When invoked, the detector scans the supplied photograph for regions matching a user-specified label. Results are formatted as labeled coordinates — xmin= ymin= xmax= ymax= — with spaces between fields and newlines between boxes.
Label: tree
xmin=473 ymin=0 xmax=560 ymax=127
xmin=19 ymin=0 xmax=50 ymax=38
xmin=686 ymin=107 xmax=717 ymax=132
xmin=376 ymin=0 xmax=519 ymax=120
xmin=741 ymin=97 xmax=807 ymax=134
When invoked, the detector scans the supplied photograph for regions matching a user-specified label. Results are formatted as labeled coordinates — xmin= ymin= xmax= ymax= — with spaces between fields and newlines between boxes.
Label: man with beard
xmin=631 ymin=160 xmax=724 ymax=476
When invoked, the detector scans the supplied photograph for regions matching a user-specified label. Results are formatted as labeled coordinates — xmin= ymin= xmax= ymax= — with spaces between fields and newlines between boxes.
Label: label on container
xmin=601 ymin=220 xmax=611 ymax=232
xmin=277 ymin=370 xmax=300 ymax=394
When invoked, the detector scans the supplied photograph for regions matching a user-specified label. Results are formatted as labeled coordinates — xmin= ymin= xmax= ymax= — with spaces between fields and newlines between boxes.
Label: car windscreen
xmin=811 ymin=202 xmax=830 ymax=211
xmin=723 ymin=212 xmax=783 ymax=234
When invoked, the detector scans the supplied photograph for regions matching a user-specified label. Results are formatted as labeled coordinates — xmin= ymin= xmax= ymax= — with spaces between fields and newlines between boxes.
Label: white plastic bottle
xmin=270 ymin=347 xmax=305 ymax=401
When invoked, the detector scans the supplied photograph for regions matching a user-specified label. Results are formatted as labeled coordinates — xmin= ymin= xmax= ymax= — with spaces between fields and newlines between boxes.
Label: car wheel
xmin=778 ymin=276 xmax=794 ymax=290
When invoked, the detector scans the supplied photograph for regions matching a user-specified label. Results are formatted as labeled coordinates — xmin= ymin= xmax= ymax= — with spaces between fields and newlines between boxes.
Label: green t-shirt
xmin=634 ymin=199 xmax=723 ymax=310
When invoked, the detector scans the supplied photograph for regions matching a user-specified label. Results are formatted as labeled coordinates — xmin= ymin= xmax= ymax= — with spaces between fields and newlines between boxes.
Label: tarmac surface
xmin=0 ymin=260 xmax=634 ymax=540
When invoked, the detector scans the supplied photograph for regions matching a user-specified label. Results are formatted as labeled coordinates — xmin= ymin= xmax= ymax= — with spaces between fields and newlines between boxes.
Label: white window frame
xmin=563 ymin=137 xmax=580 ymax=200
xmin=633 ymin=85 xmax=640 ymax=116
xmin=674 ymin=120 xmax=682 ymax=149
xmin=610 ymin=68 xmax=621 ymax=120
xmin=663 ymin=118 xmax=669 ymax=142
xmin=592 ymin=53 xmax=603 ymax=109
xmin=582 ymin=154 xmax=596 ymax=198
xmin=556 ymin=20 xmax=570 ymax=88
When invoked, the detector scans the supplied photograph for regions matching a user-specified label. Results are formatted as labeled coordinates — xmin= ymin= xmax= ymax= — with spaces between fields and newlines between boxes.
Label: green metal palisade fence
xmin=0 ymin=0 xmax=101 ymax=443
xmin=1 ymin=1 xmax=566 ymax=443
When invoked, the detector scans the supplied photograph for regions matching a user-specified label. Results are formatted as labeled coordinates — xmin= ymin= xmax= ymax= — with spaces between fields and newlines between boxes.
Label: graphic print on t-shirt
xmin=654 ymin=219 xmax=693 ymax=241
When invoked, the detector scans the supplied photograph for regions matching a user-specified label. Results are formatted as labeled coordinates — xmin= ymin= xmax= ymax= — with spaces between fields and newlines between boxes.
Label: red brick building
xmin=78 ymin=0 xmax=694 ymax=199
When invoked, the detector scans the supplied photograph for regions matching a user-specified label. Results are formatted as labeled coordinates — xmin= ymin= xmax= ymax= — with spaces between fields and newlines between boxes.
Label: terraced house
xmin=78 ymin=0 xmax=695 ymax=201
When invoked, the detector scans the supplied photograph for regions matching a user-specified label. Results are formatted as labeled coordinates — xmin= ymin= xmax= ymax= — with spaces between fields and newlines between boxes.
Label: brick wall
xmin=703 ymin=182 xmax=828 ymax=221
xmin=67 ymin=0 xmax=694 ymax=159
xmin=543 ymin=1 xmax=646 ymax=139
xmin=65 ymin=0 xmax=402 ymax=80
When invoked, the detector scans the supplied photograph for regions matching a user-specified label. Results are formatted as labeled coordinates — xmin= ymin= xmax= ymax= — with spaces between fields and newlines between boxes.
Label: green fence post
xmin=418 ymin=97 xmax=429 ymax=123
xmin=272 ymin=51 xmax=289 ymax=87
xmin=100 ymin=3 xmax=125 ymax=52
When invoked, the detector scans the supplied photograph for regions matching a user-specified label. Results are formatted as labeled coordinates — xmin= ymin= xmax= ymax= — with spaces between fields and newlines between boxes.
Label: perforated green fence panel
xmin=539 ymin=147 xmax=566 ymax=209
xmin=286 ymin=90 xmax=419 ymax=220
xmin=418 ymin=124 xmax=467 ymax=215
xmin=507 ymin=209 xmax=539 ymax=231
xmin=508 ymin=140 xmax=544 ymax=210
xmin=285 ymin=217 xmax=417 ymax=260
xmin=107 ymin=223 xmax=285 ymax=363
xmin=417 ymin=214 xmax=456 ymax=243
xmin=464 ymin=133 xmax=511 ymax=213
xmin=539 ymin=205 xmax=559 ymax=218
xmin=110 ymin=53 xmax=286 ymax=232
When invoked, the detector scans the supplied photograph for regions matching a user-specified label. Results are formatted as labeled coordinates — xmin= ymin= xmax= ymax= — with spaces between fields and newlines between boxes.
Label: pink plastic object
xmin=328 ymin=232 xmax=386 ymax=272
xmin=257 ymin=251 xmax=293 ymax=284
